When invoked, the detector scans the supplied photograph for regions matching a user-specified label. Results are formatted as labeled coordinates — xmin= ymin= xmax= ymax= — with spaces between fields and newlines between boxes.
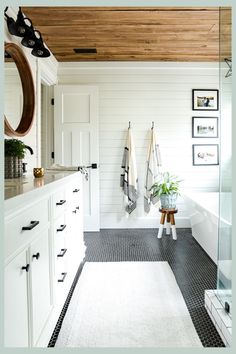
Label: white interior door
xmin=54 ymin=85 xmax=99 ymax=231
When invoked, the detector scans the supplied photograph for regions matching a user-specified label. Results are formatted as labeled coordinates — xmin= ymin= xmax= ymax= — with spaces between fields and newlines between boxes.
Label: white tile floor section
xmin=205 ymin=290 xmax=232 ymax=347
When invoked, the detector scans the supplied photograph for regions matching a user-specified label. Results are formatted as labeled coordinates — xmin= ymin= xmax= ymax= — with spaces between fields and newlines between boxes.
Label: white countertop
xmin=5 ymin=171 xmax=79 ymax=200
xmin=4 ymin=171 xmax=81 ymax=214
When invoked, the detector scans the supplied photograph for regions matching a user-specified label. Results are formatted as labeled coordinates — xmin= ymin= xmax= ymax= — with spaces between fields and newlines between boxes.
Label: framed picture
xmin=192 ymin=117 xmax=218 ymax=138
xmin=192 ymin=89 xmax=219 ymax=111
xmin=192 ymin=144 xmax=219 ymax=166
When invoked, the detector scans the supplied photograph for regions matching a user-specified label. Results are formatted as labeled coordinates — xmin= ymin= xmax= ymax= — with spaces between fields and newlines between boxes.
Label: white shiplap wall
xmin=57 ymin=62 xmax=220 ymax=228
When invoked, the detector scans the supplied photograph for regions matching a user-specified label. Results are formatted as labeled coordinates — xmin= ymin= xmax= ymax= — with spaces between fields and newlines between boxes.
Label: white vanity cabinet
xmin=4 ymin=172 xmax=84 ymax=348
xmin=52 ymin=175 xmax=85 ymax=307
xmin=4 ymin=198 xmax=51 ymax=348
xmin=65 ymin=179 xmax=85 ymax=277
xmin=53 ymin=190 xmax=70 ymax=303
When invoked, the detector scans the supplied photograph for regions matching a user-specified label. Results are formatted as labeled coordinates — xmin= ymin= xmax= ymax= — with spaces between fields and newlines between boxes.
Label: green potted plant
xmin=5 ymin=139 xmax=33 ymax=178
xmin=150 ymin=172 xmax=182 ymax=209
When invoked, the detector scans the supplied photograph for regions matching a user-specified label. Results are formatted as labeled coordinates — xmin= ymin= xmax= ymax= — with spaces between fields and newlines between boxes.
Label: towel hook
xmin=128 ymin=121 xmax=131 ymax=129
xmin=151 ymin=121 xmax=154 ymax=129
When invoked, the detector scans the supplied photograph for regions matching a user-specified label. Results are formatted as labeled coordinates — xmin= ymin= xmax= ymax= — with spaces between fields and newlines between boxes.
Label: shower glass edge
xmin=217 ymin=6 xmax=232 ymax=317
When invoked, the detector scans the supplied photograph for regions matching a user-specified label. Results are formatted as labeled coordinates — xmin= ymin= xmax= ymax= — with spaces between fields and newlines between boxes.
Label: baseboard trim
xmin=100 ymin=217 xmax=190 ymax=229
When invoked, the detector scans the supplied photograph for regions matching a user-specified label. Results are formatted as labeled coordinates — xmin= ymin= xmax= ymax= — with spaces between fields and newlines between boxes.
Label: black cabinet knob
xmin=76 ymin=206 xmax=80 ymax=210
xmin=22 ymin=264 xmax=30 ymax=272
xmin=32 ymin=252 xmax=40 ymax=260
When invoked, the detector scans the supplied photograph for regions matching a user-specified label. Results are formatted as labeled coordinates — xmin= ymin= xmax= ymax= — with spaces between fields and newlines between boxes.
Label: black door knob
xmin=86 ymin=163 xmax=97 ymax=169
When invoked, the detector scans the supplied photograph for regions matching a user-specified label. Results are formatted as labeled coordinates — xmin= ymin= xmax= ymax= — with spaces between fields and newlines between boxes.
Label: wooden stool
xmin=157 ymin=208 xmax=178 ymax=240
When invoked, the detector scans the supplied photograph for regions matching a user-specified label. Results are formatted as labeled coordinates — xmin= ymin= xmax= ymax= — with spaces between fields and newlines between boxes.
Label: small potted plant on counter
xmin=5 ymin=139 xmax=33 ymax=178
xmin=150 ymin=172 xmax=182 ymax=209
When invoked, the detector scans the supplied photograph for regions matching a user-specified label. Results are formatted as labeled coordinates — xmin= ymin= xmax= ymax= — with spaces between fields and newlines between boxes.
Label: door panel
xmin=54 ymin=85 xmax=99 ymax=231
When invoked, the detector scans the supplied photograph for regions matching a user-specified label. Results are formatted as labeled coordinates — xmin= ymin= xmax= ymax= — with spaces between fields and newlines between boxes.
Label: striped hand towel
xmin=120 ymin=128 xmax=139 ymax=215
xmin=144 ymin=127 xmax=162 ymax=213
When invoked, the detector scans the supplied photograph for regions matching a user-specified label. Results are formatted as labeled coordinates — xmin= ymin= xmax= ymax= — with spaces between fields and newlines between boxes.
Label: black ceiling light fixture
xmin=22 ymin=29 xmax=50 ymax=57
xmin=4 ymin=6 xmax=50 ymax=58
xmin=31 ymin=33 xmax=51 ymax=58
xmin=21 ymin=28 xmax=40 ymax=48
xmin=5 ymin=6 xmax=28 ymax=37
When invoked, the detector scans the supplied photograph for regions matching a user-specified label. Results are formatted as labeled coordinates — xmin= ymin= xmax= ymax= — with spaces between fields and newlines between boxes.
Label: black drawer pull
xmin=57 ymin=248 xmax=67 ymax=257
xmin=57 ymin=224 xmax=66 ymax=232
xmin=56 ymin=199 xmax=66 ymax=206
xmin=72 ymin=209 xmax=77 ymax=214
xmin=58 ymin=272 xmax=67 ymax=282
xmin=32 ymin=252 xmax=40 ymax=260
xmin=22 ymin=264 xmax=30 ymax=272
xmin=22 ymin=221 xmax=39 ymax=231
xmin=73 ymin=188 xmax=80 ymax=193
xmin=76 ymin=206 xmax=80 ymax=210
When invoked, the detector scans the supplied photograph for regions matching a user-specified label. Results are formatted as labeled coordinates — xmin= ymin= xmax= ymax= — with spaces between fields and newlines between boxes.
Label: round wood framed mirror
xmin=4 ymin=42 xmax=35 ymax=137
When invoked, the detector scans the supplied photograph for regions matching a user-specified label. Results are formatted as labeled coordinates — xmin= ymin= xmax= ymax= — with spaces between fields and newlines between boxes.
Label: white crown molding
xmin=58 ymin=61 xmax=219 ymax=70
xmin=38 ymin=58 xmax=58 ymax=86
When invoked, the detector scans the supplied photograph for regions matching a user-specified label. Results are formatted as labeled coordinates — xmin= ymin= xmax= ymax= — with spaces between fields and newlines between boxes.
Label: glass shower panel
xmin=217 ymin=7 xmax=232 ymax=315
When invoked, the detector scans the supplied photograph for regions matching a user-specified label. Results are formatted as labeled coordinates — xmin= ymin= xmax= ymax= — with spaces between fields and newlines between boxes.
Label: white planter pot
xmin=160 ymin=194 xmax=178 ymax=209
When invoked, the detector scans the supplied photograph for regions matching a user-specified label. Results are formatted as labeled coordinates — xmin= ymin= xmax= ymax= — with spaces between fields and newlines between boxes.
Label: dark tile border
xmin=48 ymin=261 xmax=85 ymax=347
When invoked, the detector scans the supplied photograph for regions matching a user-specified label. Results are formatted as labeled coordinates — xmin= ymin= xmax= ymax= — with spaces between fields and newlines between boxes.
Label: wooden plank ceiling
xmin=21 ymin=7 xmax=227 ymax=62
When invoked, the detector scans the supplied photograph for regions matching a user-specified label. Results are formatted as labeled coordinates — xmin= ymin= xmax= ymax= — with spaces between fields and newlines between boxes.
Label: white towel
xmin=46 ymin=164 xmax=89 ymax=180
xmin=120 ymin=128 xmax=139 ymax=215
xmin=144 ymin=128 xmax=162 ymax=213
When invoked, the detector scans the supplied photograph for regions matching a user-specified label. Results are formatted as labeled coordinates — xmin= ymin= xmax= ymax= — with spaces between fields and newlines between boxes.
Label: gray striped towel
xmin=144 ymin=127 xmax=162 ymax=213
xmin=120 ymin=128 xmax=139 ymax=215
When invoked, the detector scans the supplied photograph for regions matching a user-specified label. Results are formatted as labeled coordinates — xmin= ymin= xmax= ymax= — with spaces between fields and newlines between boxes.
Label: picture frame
xmin=192 ymin=117 xmax=218 ymax=138
xmin=192 ymin=144 xmax=219 ymax=166
xmin=192 ymin=89 xmax=219 ymax=111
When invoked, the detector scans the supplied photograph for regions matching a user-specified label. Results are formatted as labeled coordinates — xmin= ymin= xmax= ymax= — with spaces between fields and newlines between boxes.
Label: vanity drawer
xmin=54 ymin=214 xmax=67 ymax=237
xmin=55 ymin=235 xmax=68 ymax=262
xmin=65 ymin=179 xmax=82 ymax=209
xmin=52 ymin=189 xmax=67 ymax=219
xmin=5 ymin=198 xmax=49 ymax=259
xmin=55 ymin=250 xmax=69 ymax=300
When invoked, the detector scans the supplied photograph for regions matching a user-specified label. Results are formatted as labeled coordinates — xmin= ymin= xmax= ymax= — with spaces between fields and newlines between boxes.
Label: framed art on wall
xmin=192 ymin=117 xmax=218 ymax=138
xmin=192 ymin=144 xmax=219 ymax=166
xmin=192 ymin=89 xmax=219 ymax=111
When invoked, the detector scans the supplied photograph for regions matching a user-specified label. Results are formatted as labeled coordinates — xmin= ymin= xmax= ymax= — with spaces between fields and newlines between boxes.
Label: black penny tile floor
xmin=48 ymin=228 xmax=225 ymax=347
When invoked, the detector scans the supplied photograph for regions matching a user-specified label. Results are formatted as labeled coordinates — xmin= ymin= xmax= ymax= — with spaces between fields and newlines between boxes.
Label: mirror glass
xmin=4 ymin=42 xmax=35 ymax=137
xmin=5 ymin=52 xmax=23 ymax=130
